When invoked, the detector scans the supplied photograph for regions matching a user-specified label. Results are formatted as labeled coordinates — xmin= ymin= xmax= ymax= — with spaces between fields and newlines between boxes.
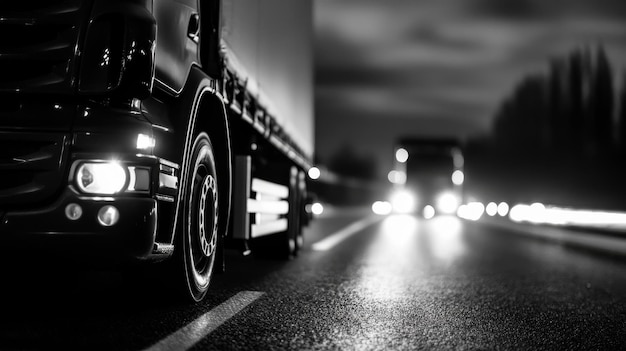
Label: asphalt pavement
xmin=1 ymin=209 xmax=626 ymax=350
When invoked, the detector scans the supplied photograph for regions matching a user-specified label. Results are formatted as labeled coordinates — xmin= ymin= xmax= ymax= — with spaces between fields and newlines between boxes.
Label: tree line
xmin=489 ymin=45 xmax=626 ymax=158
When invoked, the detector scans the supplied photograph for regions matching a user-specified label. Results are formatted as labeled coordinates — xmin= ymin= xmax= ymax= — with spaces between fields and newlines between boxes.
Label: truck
xmin=0 ymin=0 xmax=313 ymax=302
xmin=390 ymin=138 xmax=464 ymax=217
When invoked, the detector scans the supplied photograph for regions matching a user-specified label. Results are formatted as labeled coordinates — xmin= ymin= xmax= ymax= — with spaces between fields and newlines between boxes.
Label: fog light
xmin=97 ymin=205 xmax=120 ymax=226
xmin=65 ymin=203 xmax=83 ymax=221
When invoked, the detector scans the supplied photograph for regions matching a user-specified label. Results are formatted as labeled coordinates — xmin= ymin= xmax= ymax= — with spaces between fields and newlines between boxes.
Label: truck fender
xmin=170 ymin=66 xmax=232 ymax=260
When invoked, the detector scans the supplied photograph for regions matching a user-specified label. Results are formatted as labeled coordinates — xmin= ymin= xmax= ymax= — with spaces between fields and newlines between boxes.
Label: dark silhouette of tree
xmin=466 ymin=45 xmax=625 ymax=211
xmin=565 ymin=48 xmax=588 ymax=154
xmin=492 ymin=74 xmax=550 ymax=153
xmin=490 ymin=45 xmax=616 ymax=157
xmin=618 ymin=73 xmax=626 ymax=153
xmin=588 ymin=46 xmax=615 ymax=152
xmin=548 ymin=57 xmax=567 ymax=150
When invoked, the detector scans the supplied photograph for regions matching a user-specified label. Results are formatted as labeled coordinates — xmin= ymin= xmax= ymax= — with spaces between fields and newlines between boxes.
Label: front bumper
xmin=1 ymin=188 xmax=158 ymax=261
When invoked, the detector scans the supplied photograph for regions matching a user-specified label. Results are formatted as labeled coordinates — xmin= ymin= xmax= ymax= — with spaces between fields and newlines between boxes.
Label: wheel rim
xmin=187 ymin=144 xmax=218 ymax=291
xmin=198 ymin=173 xmax=217 ymax=258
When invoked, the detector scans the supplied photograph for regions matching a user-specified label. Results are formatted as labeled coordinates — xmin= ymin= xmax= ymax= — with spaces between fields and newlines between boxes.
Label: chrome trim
xmin=251 ymin=178 xmax=289 ymax=199
xmin=152 ymin=242 xmax=175 ymax=256
xmin=159 ymin=158 xmax=180 ymax=170
xmin=251 ymin=219 xmax=288 ymax=238
xmin=154 ymin=77 xmax=181 ymax=96
xmin=247 ymin=199 xmax=289 ymax=215
xmin=159 ymin=173 xmax=178 ymax=190
xmin=156 ymin=194 xmax=175 ymax=202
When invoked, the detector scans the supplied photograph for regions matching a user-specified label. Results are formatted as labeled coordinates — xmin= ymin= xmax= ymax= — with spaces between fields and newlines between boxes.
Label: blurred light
xmin=357 ymin=215 xmax=417 ymax=301
xmin=136 ymin=133 xmax=155 ymax=150
xmin=510 ymin=203 xmax=546 ymax=223
xmin=395 ymin=148 xmax=409 ymax=163
xmin=541 ymin=207 xmax=626 ymax=228
xmin=509 ymin=202 xmax=548 ymax=224
xmin=387 ymin=170 xmax=406 ymax=184
xmin=530 ymin=202 xmax=547 ymax=223
xmin=423 ymin=205 xmax=435 ymax=219
xmin=308 ymin=167 xmax=321 ymax=180
xmin=453 ymin=153 xmax=464 ymax=168
xmin=436 ymin=192 xmax=459 ymax=214
xmin=457 ymin=201 xmax=484 ymax=221
xmin=311 ymin=202 xmax=324 ymax=216
xmin=390 ymin=189 xmax=416 ymax=214
xmin=451 ymin=170 xmax=464 ymax=185
xmin=457 ymin=204 xmax=467 ymax=218
xmin=509 ymin=203 xmax=626 ymax=228
xmin=509 ymin=204 xmax=530 ymax=222
xmin=372 ymin=201 xmax=393 ymax=215
xmin=97 ymin=205 xmax=120 ymax=226
xmin=427 ymin=216 xmax=465 ymax=263
xmin=497 ymin=202 xmax=509 ymax=216
xmin=381 ymin=214 xmax=418 ymax=235
xmin=486 ymin=202 xmax=498 ymax=216
xmin=531 ymin=202 xmax=545 ymax=211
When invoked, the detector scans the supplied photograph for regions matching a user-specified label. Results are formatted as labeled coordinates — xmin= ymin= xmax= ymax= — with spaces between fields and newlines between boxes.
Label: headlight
xmin=75 ymin=162 xmax=127 ymax=194
xmin=390 ymin=189 xmax=416 ymax=214
xmin=436 ymin=192 xmax=459 ymax=214
xmin=452 ymin=170 xmax=464 ymax=185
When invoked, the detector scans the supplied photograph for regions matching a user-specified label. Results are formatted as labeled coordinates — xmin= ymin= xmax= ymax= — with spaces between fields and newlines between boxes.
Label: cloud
xmin=471 ymin=0 xmax=626 ymax=20
xmin=314 ymin=0 xmax=626 ymax=177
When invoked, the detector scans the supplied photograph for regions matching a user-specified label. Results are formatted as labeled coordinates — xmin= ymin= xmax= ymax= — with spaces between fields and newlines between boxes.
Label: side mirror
xmin=199 ymin=0 xmax=222 ymax=79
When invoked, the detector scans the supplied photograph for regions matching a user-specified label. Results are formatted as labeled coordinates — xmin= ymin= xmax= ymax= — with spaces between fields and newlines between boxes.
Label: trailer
xmin=0 ymin=0 xmax=313 ymax=302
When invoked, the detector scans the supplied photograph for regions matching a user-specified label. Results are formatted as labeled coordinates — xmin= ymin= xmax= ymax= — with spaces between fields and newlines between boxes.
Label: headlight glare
xmin=390 ymin=189 xmax=416 ymax=214
xmin=75 ymin=162 xmax=127 ymax=194
xmin=436 ymin=192 xmax=460 ymax=214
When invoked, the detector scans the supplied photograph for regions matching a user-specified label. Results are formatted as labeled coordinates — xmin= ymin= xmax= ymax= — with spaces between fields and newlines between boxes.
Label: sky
xmin=313 ymin=0 xmax=626 ymax=179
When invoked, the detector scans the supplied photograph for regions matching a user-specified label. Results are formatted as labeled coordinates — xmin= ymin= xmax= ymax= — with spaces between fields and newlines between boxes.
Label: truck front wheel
xmin=179 ymin=133 xmax=219 ymax=302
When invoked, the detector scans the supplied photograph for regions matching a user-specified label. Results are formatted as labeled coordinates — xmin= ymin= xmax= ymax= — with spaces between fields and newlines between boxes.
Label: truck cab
xmin=390 ymin=138 xmax=464 ymax=217
xmin=0 ymin=0 xmax=313 ymax=302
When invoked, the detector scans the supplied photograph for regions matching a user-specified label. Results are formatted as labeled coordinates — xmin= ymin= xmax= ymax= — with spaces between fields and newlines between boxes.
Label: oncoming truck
xmin=0 ymin=0 xmax=313 ymax=302
xmin=390 ymin=138 xmax=464 ymax=217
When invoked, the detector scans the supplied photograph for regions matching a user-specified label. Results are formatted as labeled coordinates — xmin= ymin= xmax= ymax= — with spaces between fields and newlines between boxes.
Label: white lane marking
xmin=311 ymin=216 xmax=382 ymax=251
xmin=144 ymin=291 xmax=264 ymax=351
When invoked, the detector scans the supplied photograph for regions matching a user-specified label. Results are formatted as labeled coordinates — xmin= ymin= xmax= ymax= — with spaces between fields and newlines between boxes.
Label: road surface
xmin=1 ymin=209 xmax=625 ymax=350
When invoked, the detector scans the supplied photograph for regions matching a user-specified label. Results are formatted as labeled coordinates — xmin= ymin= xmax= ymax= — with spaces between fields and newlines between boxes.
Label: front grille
xmin=0 ymin=0 xmax=87 ymax=93
xmin=0 ymin=132 xmax=68 ymax=207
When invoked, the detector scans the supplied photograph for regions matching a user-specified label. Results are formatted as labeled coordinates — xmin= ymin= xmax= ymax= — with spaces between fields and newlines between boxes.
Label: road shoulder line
xmin=311 ymin=216 xmax=382 ymax=251
xmin=144 ymin=291 xmax=264 ymax=351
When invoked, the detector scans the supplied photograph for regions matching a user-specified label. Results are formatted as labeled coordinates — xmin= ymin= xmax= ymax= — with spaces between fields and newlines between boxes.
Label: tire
xmin=283 ymin=166 xmax=300 ymax=257
xmin=178 ymin=133 xmax=219 ymax=302
xmin=294 ymin=170 xmax=306 ymax=254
